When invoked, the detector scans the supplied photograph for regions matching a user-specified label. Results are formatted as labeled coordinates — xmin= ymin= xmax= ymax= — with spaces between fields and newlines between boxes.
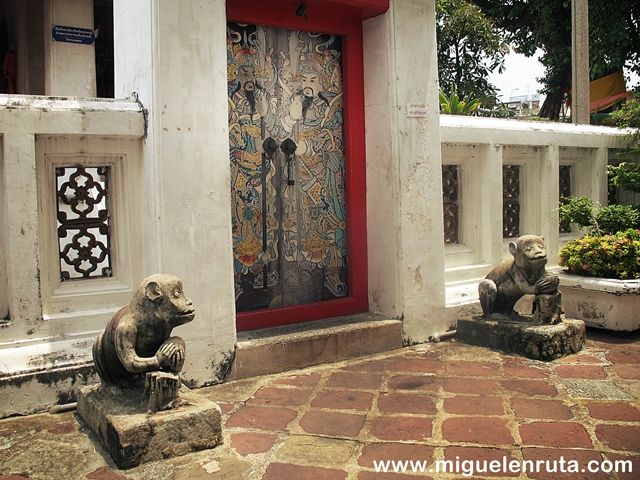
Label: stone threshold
xmin=227 ymin=313 xmax=404 ymax=381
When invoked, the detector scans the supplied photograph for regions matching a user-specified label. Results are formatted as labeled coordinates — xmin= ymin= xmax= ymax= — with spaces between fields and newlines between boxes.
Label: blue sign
xmin=52 ymin=25 xmax=95 ymax=45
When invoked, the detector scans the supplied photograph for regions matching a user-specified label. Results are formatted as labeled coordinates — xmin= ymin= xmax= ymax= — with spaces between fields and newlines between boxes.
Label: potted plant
xmin=557 ymin=196 xmax=640 ymax=332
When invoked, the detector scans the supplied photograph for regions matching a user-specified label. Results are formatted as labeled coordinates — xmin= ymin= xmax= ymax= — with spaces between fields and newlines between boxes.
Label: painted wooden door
xmin=227 ymin=23 xmax=348 ymax=313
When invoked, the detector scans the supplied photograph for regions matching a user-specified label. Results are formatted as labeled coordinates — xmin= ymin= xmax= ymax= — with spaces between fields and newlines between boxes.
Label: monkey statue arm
xmin=114 ymin=322 xmax=170 ymax=374
xmin=534 ymin=272 xmax=560 ymax=294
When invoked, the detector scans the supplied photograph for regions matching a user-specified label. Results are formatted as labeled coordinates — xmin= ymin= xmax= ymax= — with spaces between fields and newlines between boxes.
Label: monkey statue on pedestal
xmin=92 ymin=274 xmax=195 ymax=387
xmin=478 ymin=235 xmax=562 ymax=324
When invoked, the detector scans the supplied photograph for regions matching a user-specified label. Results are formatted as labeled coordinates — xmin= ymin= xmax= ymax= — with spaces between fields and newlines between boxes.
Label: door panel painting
xmin=227 ymin=23 xmax=348 ymax=313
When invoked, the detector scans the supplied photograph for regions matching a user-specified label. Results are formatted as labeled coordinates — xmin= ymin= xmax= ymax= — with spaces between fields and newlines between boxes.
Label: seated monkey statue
xmin=478 ymin=235 xmax=561 ymax=324
xmin=93 ymin=274 xmax=195 ymax=386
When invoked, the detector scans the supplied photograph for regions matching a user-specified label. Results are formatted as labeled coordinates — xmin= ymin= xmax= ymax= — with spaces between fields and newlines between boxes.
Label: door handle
xmin=281 ymin=138 xmax=297 ymax=186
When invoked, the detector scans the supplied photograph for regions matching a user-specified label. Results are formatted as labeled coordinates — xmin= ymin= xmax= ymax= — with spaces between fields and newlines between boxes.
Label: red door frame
xmin=227 ymin=0 xmax=381 ymax=331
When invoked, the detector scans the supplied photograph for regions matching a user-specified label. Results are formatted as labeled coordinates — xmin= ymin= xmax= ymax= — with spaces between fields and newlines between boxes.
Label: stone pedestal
xmin=77 ymin=383 xmax=222 ymax=469
xmin=457 ymin=316 xmax=585 ymax=361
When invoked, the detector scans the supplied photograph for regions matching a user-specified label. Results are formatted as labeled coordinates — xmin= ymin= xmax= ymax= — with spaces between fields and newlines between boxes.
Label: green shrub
xmin=608 ymin=162 xmax=640 ymax=193
xmin=558 ymin=196 xmax=595 ymax=230
xmin=595 ymin=204 xmax=640 ymax=234
xmin=558 ymin=196 xmax=640 ymax=235
xmin=559 ymin=229 xmax=640 ymax=280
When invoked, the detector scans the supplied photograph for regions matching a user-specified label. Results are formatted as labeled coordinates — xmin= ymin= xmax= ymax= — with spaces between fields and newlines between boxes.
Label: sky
xmin=489 ymin=48 xmax=640 ymax=103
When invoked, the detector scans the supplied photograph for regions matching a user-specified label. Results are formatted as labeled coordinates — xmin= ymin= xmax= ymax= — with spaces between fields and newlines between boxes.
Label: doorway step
xmin=227 ymin=313 xmax=403 ymax=381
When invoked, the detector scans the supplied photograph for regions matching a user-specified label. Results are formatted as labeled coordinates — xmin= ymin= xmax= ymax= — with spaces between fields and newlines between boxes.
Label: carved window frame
xmin=559 ymin=147 xmax=596 ymax=243
xmin=442 ymin=144 xmax=486 ymax=270
xmin=36 ymin=136 xmax=142 ymax=334
xmin=500 ymin=146 xmax=543 ymax=260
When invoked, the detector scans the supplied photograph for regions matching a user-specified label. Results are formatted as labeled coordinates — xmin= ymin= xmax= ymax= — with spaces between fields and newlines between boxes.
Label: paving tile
xmin=369 ymin=415 xmax=433 ymax=441
xmin=276 ymin=435 xmax=358 ymax=466
xmin=521 ymin=448 xmax=608 ymax=480
xmin=554 ymin=365 xmax=608 ymax=379
xmin=358 ymin=471 xmax=429 ymax=480
xmin=341 ymin=359 xmax=388 ymax=372
xmin=501 ymin=379 xmax=558 ymax=397
xmin=443 ymin=446 xmax=519 ymax=477
xmin=595 ymin=424 xmax=640 ymax=452
xmin=555 ymin=353 xmax=606 ymax=364
xmin=299 ymin=410 xmax=366 ymax=438
xmin=510 ymin=398 xmax=573 ymax=420
xmin=445 ymin=360 xmax=500 ymax=377
xmin=358 ymin=442 xmax=434 ymax=468
xmin=310 ymin=389 xmax=374 ymax=411
xmin=606 ymin=349 xmax=640 ymax=364
xmin=585 ymin=401 xmax=640 ymax=422
xmin=271 ymin=372 xmax=323 ymax=387
xmin=247 ymin=386 xmax=314 ymax=406
xmin=387 ymin=375 xmax=440 ymax=392
xmin=502 ymin=363 xmax=549 ymax=379
xmin=85 ymin=468 xmax=131 ymax=480
xmin=443 ymin=395 xmax=504 ymax=416
xmin=229 ymin=432 xmax=279 ymax=456
xmin=612 ymin=364 xmax=640 ymax=380
xmin=377 ymin=392 xmax=437 ymax=415
xmin=443 ymin=377 xmax=501 ymax=395
xmin=441 ymin=417 xmax=513 ymax=445
xmin=327 ymin=371 xmax=383 ymax=390
xmin=386 ymin=358 xmax=442 ymax=374
xmin=603 ymin=453 xmax=640 ymax=480
xmin=226 ymin=405 xmax=298 ymax=431
xmin=519 ymin=422 xmax=593 ymax=448
xmin=562 ymin=379 xmax=634 ymax=400
xmin=261 ymin=462 xmax=346 ymax=480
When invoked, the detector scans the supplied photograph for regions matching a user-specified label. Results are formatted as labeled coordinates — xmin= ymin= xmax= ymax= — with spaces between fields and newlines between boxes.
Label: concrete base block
xmin=77 ymin=383 xmax=222 ymax=469
xmin=457 ymin=316 xmax=585 ymax=361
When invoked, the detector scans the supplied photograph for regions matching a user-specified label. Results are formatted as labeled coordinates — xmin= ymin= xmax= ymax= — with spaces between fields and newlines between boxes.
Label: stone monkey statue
xmin=93 ymin=274 xmax=195 ymax=386
xmin=478 ymin=235 xmax=560 ymax=321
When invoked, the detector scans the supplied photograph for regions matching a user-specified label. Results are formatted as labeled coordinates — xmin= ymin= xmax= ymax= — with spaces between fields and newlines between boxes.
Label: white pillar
xmin=540 ymin=144 xmax=561 ymax=262
xmin=364 ymin=0 xmax=447 ymax=342
xmin=2 ymin=133 xmax=42 ymax=329
xmin=571 ymin=0 xmax=590 ymax=124
xmin=43 ymin=0 xmax=96 ymax=97
xmin=483 ymin=144 xmax=504 ymax=266
xmin=113 ymin=0 xmax=237 ymax=384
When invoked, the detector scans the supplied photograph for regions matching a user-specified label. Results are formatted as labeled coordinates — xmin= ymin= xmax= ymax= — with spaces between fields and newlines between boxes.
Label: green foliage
xmin=473 ymin=0 xmax=640 ymax=120
xmin=436 ymin=0 xmax=508 ymax=108
xmin=558 ymin=196 xmax=640 ymax=235
xmin=596 ymin=204 xmax=640 ymax=234
xmin=559 ymin=229 xmax=640 ymax=280
xmin=439 ymin=89 xmax=481 ymax=115
xmin=558 ymin=196 xmax=595 ymax=230
xmin=610 ymin=94 xmax=640 ymax=155
xmin=608 ymin=162 xmax=640 ymax=193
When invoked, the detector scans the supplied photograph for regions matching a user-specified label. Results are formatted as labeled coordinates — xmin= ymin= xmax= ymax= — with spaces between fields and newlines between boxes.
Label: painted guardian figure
xmin=92 ymin=274 xmax=195 ymax=386
xmin=478 ymin=235 xmax=561 ymax=324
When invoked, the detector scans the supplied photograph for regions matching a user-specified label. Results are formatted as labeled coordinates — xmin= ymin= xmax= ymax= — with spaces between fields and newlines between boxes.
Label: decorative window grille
xmin=503 ymin=165 xmax=520 ymax=238
xmin=442 ymin=165 xmax=459 ymax=244
xmin=55 ymin=166 xmax=112 ymax=280
xmin=559 ymin=165 xmax=572 ymax=233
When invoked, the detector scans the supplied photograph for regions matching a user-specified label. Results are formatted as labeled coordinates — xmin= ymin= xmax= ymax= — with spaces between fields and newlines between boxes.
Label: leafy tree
xmin=436 ymin=0 xmax=508 ymax=107
xmin=473 ymin=0 xmax=640 ymax=121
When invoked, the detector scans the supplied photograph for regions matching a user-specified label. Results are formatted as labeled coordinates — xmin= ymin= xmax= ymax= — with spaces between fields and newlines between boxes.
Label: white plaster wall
xmin=364 ymin=0 xmax=448 ymax=342
xmin=43 ymin=0 xmax=96 ymax=96
xmin=114 ymin=0 xmax=237 ymax=385
xmin=0 ymin=138 xmax=7 ymax=320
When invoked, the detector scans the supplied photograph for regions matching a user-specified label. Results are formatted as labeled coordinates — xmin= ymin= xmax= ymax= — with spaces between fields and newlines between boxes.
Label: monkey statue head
xmin=131 ymin=274 xmax=195 ymax=328
xmin=509 ymin=235 xmax=548 ymax=271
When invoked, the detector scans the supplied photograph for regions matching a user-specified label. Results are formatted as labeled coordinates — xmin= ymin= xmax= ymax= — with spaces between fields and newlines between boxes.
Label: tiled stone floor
xmin=1 ymin=329 xmax=639 ymax=479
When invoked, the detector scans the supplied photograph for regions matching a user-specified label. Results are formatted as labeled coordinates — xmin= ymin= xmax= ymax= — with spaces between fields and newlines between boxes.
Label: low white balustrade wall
xmin=439 ymin=115 xmax=632 ymax=311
